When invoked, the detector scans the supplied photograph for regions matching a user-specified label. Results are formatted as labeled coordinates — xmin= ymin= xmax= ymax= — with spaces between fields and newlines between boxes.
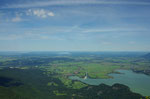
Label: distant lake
xmin=69 ymin=70 xmax=150 ymax=96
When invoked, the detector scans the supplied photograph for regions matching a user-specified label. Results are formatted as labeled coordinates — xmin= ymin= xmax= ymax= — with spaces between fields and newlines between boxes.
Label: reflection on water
xmin=69 ymin=70 xmax=150 ymax=96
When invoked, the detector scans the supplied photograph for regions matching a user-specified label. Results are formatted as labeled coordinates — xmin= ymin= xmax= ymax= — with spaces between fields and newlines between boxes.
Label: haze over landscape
xmin=0 ymin=0 xmax=150 ymax=51
xmin=1 ymin=0 xmax=150 ymax=99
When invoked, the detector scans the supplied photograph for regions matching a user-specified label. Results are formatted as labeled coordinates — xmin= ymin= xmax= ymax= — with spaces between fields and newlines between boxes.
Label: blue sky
xmin=0 ymin=0 xmax=150 ymax=51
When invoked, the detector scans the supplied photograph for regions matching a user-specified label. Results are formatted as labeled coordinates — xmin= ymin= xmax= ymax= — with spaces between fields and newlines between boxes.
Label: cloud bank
xmin=26 ymin=9 xmax=54 ymax=18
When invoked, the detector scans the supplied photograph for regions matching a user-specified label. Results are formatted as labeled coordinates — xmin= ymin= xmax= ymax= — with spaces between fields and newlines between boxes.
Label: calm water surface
xmin=69 ymin=70 xmax=150 ymax=96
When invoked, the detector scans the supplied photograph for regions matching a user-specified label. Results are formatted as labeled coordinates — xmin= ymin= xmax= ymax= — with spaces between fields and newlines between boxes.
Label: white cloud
xmin=26 ymin=9 xmax=54 ymax=18
xmin=47 ymin=12 xmax=55 ymax=17
xmin=82 ymin=27 xmax=149 ymax=33
xmin=11 ymin=16 xmax=22 ymax=22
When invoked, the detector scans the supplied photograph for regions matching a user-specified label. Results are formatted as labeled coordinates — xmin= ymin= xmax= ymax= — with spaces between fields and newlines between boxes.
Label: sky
xmin=0 ymin=0 xmax=150 ymax=51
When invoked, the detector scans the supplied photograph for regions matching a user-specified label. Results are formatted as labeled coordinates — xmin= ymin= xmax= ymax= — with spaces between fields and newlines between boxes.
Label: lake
xmin=69 ymin=70 xmax=150 ymax=96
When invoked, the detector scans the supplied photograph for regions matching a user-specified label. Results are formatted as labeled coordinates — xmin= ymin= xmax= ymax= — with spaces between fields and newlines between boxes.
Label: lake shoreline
xmin=69 ymin=69 xmax=150 ymax=96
